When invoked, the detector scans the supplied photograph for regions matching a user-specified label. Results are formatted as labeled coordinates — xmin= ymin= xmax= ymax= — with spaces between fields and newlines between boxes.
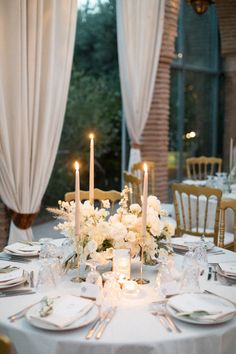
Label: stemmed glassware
xmin=85 ymin=260 xmax=103 ymax=288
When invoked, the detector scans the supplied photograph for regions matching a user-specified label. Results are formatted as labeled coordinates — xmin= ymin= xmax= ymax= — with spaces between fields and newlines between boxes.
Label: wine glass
xmin=85 ymin=260 xmax=103 ymax=288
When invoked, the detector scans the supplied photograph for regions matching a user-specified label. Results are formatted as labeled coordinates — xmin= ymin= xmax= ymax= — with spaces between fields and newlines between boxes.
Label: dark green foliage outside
xmin=43 ymin=0 xmax=121 ymax=209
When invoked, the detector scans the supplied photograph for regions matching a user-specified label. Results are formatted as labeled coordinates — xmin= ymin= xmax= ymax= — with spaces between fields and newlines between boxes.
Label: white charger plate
xmin=0 ymin=271 xmax=27 ymax=289
xmin=216 ymin=265 xmax=236 ymax=280
xmin=26 ymin=302 xmax=99 ymax=331
xmin=166 ymin=293 xmax=236 ymax=325
xmin=4 ymin=248 xmax=39 ymax=257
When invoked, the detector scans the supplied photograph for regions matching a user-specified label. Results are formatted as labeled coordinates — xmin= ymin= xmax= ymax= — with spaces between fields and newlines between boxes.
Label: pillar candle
xmin=229 ymin=138 xmax=233 ymax=171
xmin=74 ymin=161 xmax=80 ymax=237
xmin=141 ymin=163 xmax=148 ymax=237
xmin=89 ymin=133 xmax=94 ymax=203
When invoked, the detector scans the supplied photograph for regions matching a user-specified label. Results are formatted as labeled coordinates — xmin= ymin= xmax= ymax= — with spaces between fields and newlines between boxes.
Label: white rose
xmin=122 ymin=214 xmax=138 ymax=229
xmin=147 ymin=214 xmax=161 ymax=236
xmin=147 ymin=195 xmax=161 ymax=212
xmin=102 ymin=199 xmax=110 ymax=209
xmin=129 ymin=203 xmax=142 ymax=215
xmin=109 ymin=214 xmax=120 ymax=224
xmin=86 ymin=239 xmax=98 ymax=254
xmin=126 ymin=231 xmax=137 ymax=243
xmin=81 ymin=201 xmax=95 ymax=218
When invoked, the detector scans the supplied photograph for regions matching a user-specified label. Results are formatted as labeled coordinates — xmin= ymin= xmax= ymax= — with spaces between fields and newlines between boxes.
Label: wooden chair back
xmin=186 ymin=156 xmax=222 ymax=180
xmin=219 ymin=199 xmax=236 ymax=251
xmin=131 ymin=160 xmax=155 ymax=195
xmin=0 ymin=335 xmax=11 ymax=354
xmin=64 ymin=188 xmax=121 ymax=213
xmin=172 ymin=183 xmax=222 ymax=245
xmin=123 ymin=171 xmax=141 ymax=205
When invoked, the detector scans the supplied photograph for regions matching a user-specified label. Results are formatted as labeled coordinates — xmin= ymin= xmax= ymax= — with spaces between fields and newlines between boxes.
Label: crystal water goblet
xmin=85 ymin=260 xmax=103 ymax=288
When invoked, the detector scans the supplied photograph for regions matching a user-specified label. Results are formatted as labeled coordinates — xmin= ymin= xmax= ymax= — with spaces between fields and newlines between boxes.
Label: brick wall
xmin=142 ymin=0 xmax=179 ymax=202
xmin=216 ymin=0 xmax=236 ymax=170
xmin=0 ymin=201 xmax=10 ymax=250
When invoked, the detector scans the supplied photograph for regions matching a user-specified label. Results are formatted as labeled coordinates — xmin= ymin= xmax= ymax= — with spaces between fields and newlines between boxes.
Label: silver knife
xmin=164 ymin=314 xmax=181 ymax=333
xmin=86 ymin=312 xmax=104 ymax=340
xmin=0 ymin=290 xmax=35 ymax=297
xmin=95 ymin=307 xmax=116 ymax=339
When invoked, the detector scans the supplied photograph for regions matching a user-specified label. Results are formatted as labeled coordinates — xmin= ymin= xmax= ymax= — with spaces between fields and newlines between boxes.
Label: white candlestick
xmin=229 ymin=138 xmax=233 ymax=172
xmin=141 ymin=163 xmax=148 ymax=238
xmin=74 ymin=161 xmax=80 ymax=238
xmin=89 ymin=133 xmax=94 ymax=203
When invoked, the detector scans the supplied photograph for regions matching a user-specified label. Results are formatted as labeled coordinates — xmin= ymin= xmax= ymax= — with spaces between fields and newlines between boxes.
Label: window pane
xmin=184 ymin=4 xmax=218 ymax=69
xmin=184 ymin=71 xmax=213 ymax=160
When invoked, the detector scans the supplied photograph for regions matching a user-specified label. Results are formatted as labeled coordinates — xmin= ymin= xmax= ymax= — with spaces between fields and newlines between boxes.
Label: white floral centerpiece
xmin=48 ymin=186 xmax=174 ymax=265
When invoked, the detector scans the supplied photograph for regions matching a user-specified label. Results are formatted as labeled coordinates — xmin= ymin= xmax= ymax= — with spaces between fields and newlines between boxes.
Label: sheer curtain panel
xmin=0 ymin=0 xmax=77 ymax=243
xmin=116 ymin=0 xmax=165 ymax=170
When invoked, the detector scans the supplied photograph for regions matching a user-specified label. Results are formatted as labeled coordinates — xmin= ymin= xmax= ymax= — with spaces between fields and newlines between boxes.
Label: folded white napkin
xmin=219 ymin=262 xmax=236 ymax=276
xmin=182 ymin=179 xmax=207 ymax=186
xmin=222 ymin=192 xmax=236 ymax=200
xmin=172 ymin=236 xmax=213 ymax=250
xmin=30 ymin=295 xmax=94 ymax=328
xmin=5 ymin=242 xmax=40 ymax=255
xmin=0 ymin=268 xmax=23 ymax=284
xmin=168 ymin=293 xmax=235 ymax=321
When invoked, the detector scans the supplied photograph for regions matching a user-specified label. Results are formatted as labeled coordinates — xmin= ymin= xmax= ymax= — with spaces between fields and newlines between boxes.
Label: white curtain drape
xmin=116 ymin=0 xmax=165 ymax=170
xmin=0 ymin=0 xmax=77 ymax=243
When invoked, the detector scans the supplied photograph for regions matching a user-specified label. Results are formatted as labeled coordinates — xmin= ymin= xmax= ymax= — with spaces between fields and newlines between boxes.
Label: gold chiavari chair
xmin=172 ymin=183 xmax=222 ymax=245
xmin=0 ymin=334 xmax=11 ymax=354
xmin=219 ymin=199 xmax=236 ymax=251
xmin=64 ymin=188 xmax=121 ymax=213
xmin=131 ymin=160 xmax=155 ymax=195
xmin=123 ymin=171 xmax=141 ymax=205
xmin=186 ymin=156 xmax=222 ymax=180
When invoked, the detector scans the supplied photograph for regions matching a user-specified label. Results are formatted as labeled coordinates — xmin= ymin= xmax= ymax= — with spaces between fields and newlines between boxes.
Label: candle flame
xmin=89 ymin=133 xmax=94 ymax=140
xmin=74 ymin=161 xmax=79 ymax=171
xmin=143 ymin=163 xmax=148 ymax=173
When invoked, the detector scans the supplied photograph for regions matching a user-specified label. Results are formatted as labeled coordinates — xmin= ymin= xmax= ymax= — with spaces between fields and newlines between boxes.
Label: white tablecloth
xmin=0 ymin=248 xmax=236 ymax=354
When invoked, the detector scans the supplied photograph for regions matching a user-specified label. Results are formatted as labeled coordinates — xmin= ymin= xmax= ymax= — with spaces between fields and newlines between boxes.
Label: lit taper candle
xmin=89 ymin=133 xmax=94 ymax=202
xmin=74 ymin=161 xmax=80 ymax=237
xmin=141 ymin=163 xmax=148 ymax=237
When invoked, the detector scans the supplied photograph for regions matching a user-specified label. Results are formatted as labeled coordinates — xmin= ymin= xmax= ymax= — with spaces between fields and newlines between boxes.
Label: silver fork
xmin=152 ymin=304 xmax=181 ymax=333
xmin=8 ymin=296 xmax=48 ymax=322
xmin=95 ymin=307 xmax=117 ymax=339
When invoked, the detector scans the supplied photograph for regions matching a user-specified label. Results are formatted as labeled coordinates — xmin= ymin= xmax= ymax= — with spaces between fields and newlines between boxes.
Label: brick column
xmin=216 ymin=0 xmax=236 ymax=171
xmin=142 ymin=0 xmax=179 ymax=202
xmin=0 ymin=201 xmax=10 ymax=250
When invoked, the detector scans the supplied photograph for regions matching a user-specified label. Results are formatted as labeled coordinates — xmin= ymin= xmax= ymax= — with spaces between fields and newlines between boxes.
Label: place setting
xmin=215 ymin=262 xmax=236 ymax=282
xmin=25 ymin=294 xmax=99 ymax=331
xmin=0 ymin=262 xmax=35 ymax=297
xmin=4 ymin=242 xmax=41 ymax=257
xmin=165 ymin=292 xmax=236 ymax=325
xmin=171 ymin=235 xmax=215 ymax=254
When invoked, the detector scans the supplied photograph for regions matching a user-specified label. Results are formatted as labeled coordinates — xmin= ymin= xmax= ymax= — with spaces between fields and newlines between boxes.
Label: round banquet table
xmin=0 ymin=246 xmax=236 ymax=354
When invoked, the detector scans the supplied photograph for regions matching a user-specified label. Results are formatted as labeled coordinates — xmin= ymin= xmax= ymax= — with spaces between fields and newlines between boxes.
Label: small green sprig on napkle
xmin=39 ymin=297 xmax=54 ymax=317
xmin=177 ymin=310 xmax=219 ymax=320
xmin=0 ymin=266 xmax=19 ymax=274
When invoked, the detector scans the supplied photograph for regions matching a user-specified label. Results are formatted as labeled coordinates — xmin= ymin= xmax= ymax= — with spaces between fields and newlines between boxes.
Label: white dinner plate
xmin=172 ymin=240 xmax=214 ymax=252
xmin=216 ymin=265 xmax=236 ymax=280
xmin=0 ymin=271 xmax=27 ymax=289
xmin=4 ymin=248 xmax=40 ymax=257
xmin=166 ymin=293 xmax=236 ymax=325
xmin=26 ymin=302 xmax=99 ymax=331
